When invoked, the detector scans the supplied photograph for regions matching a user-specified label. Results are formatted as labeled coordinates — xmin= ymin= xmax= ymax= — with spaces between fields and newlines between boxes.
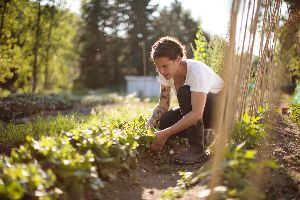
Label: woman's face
xmin=154 ymin=57 xmax=180 ymax=80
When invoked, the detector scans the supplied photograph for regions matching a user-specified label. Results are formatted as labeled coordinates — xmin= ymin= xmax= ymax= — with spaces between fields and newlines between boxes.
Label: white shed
xmin=125 ymin=75 xmax=160 ymax=97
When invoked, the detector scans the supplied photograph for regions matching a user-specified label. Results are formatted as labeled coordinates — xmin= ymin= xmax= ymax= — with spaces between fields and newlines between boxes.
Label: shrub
xmin=0 ymin=93 xmax=73 ymax=121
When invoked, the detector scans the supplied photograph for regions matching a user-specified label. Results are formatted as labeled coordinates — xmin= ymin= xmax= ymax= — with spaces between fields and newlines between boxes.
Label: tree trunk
xmin=44 ymin=4 xmax=56 ymax=90
xmin=0 ymin=0 xmax=8 ymax=42
xmin=32 ymin=0 xmax=42 ymax=93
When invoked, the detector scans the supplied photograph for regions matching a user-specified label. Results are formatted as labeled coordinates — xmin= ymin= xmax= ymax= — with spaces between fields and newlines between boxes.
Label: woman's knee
xmin=159 ymin=109 xmax=182 ymax=130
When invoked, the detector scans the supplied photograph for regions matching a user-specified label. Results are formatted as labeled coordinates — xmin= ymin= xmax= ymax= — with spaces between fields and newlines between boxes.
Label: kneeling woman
xmin=146 ymin=36 xmax=224 ymax=164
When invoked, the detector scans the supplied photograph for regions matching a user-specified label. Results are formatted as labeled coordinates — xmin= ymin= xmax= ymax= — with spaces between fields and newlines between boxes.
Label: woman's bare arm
xmin=163 ymin=91 xmax=206 ymax=136
xmin=145 ymin=85 xmax=171 ymax=128
xmin=150 ymin=91 xmax=207 ymax=151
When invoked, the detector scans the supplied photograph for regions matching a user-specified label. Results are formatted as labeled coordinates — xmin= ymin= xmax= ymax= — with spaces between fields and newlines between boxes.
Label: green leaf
xmin=244 ymin=150 xmax=256 ymax=159
xmin=262 ymin=160 xmax=279 ymax=169
xmin=242 ymin=113 xmax=251 ymax=124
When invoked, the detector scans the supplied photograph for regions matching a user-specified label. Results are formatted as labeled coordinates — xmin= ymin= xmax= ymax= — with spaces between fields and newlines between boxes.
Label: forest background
xmin=0 ymin=0 xmax=299 ymax=96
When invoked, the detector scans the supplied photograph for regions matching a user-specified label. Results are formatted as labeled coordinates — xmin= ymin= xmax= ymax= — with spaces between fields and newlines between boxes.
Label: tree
xmin=0 ymin=0 xmax=10 ymax=42
xmin=0 ymin=0 xmax=33 ymax=91
xmin=42 ymin=8 xmax=80 ymax=91
xmin=43 ymin=0 xmax=56 ymax=90
xmin=125 ymin=0 xmax=155 ymax=75
xmin=207 ymin=36 xmax=226 ymax=75
xmin=151 ymin=0 xmax=199 ymax=58
xmin=278 ymin=0 xmax=300 ymax=83
xmin=0 ymin=0 xmax=79 ymax=93
xmin=193 ymin=26 xmax=208 ymax=64
xmin=32 ymin=0 xmax=42 ymax=92
xmin=78 ymin=0 xmax=112 ymax=88
xmin=193 ymin=26 xmax=226 ymax=75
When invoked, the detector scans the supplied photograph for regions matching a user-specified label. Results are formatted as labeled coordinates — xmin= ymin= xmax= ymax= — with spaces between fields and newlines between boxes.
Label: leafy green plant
xmin=232 ymin=113 xmax=266 ymax=149
xmin=161 ymin=112 xmax=277 ymax=200
xmin=0 ymin=115 xmax=155 ymax=199
xmin=193 ymin=26 xmax=208 ymax=64
xmin=0 ymin=158 xmax=60 ymax=200
xmin=11 ymin=136 xmax=103 ymax=200
xmin=289 ymin=104 xmax=300 ymax=124
xmin=193 ymin=27 xmax=226 ymax=76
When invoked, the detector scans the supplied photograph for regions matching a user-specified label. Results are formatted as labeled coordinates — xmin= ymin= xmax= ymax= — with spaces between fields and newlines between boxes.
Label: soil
xmin=101 ymin=142 xmax=205 ymax=200
xmin=262 ymin=115 xmax=300 ymax=200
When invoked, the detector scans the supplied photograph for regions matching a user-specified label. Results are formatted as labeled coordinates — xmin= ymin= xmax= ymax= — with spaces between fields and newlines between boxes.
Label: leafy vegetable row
xmin=0 ymin=116 xmax=155 ymax=200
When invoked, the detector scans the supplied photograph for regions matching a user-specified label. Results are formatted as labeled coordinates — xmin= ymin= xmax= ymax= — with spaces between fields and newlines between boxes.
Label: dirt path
xmin=101 ymin=142 xmax=204 ymax=200
xmin=262 ymin=115 xmax=300 ymax=200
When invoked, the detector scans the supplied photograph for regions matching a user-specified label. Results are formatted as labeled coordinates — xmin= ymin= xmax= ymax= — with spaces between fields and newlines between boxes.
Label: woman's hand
xmin=150 ymin=129 xmax=169 ymax=151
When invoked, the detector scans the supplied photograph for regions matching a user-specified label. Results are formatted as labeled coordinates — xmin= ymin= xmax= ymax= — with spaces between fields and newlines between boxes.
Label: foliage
xmin=80 ymin=93 xmax=140 ymax=106
xmin=232 ymin=114 xmax=266 ymax=149
xmin=0 ymin=93 xmax=73 ymax=121
xmin=161 ymin=112 xmax=277 ymax=200
xmin=277 ymin=0 xmax=300 ymax=82
xmin=1 ymin=0 xmax=200 ymax=90
xmin=289 ymin=104 xmax=300 ymax=124
xmin=0 ymin=158 xmax=60 ymax=200
xmin=160 ymin=187 xmax=186 ymax=200
xmin=125 ymin=0 xmax=156 ymax=75
xmin=0 ymin=114 xmax=82 ymax=151
xmin=151 ymin=0 xmax=199 ymax=59
xmin=0 ymin=114 xmax=155 ymax=199
xmin=78 ymin=0 xmax=156 ymax=87
xmin=207 ymin=36 xmax=226 ymax=75
xmin=193 ymin=26 xmax=226 ymax=75
xmin=0 ymin=0 xmax=33 ymax=91
xmin=0 ymin=100 xmax=156 ymax=153
xmin=78 ymin=0 xmax=200 ymax=88
xmin=193 ymin=26 xmax=208 ymax=64
xmin=0 ymin=0 xmax=79 ymax=92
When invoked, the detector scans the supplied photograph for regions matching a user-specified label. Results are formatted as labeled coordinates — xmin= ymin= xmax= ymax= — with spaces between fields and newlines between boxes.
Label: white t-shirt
xmin=158 ymin=59 xmax=224 ymax=94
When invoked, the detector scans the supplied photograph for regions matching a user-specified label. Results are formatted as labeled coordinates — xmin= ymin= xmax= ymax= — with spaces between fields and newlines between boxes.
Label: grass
xmin=0 ymin=114 xmax=82 ymax=150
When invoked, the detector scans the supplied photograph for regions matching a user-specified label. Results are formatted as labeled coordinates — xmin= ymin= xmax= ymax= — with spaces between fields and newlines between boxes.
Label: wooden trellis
xmin=208 ymin=0 xmax=283 ymax=197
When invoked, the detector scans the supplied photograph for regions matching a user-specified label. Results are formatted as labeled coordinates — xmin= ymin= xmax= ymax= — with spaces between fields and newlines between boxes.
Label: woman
xmin=146 ymin=36 xmax=224 ymax=164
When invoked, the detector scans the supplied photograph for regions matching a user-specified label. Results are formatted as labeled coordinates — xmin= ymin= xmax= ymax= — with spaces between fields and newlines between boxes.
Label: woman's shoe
xmin=174 ymin=145 xmax=210 ymax=165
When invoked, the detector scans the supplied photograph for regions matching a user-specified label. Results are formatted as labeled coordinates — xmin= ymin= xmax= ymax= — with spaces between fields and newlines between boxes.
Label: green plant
xmin=232 ymin=113 xmax=266 ymax=149
xmin=0 ymin=115 xmax=155 ymax=199
xmin=289 ymin=104 xmax=300 ymax=124
xmin=0 ymin=158 xmax=60 ymax=200
xmin=0 ymin=93 xmax=73 ymax=121
xmin=193 ymin=26 xmax=208 ymax=64
xmin=0 ymin=114 xmax=83 ymax=151
xmin=160 ymin=112 xmax=277 ymax=200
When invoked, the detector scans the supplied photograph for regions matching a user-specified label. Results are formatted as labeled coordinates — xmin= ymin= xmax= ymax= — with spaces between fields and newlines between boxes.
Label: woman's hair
xmin=150 ymin=36 xmax=186 ymax=60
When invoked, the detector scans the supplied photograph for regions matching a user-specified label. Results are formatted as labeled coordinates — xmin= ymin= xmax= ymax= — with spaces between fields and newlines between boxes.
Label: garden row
xmin=0 ymin=116 xmax=155 ymax=199
xmin=160 ymin=105 xmax=300 ymax=200
xmin=0 ymin=92 xmax=141 ymax=122
xmin=0 ymin=93 xmax=73 ymax=122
